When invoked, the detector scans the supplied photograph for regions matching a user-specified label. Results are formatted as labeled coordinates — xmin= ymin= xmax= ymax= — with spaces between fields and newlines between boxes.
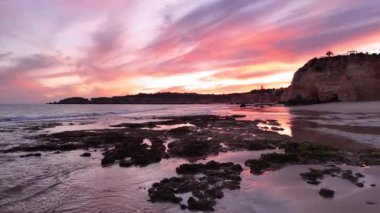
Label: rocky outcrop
xmin=57 ymin=97 xmax=90 ymax=104
xmin=281 ymin=54 xmax=380 ymax=104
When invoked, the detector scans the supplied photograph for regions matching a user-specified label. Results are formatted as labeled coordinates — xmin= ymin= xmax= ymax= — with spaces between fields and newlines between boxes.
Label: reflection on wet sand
xmin=1 ymin=103 xmax=379 ymax=213
xmin=223 ymin=104 xmax=380 ymax=149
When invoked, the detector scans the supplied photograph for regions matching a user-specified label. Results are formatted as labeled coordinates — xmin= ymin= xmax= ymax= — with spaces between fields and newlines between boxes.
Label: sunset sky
xmin=1 ymin=0 xmax=380 ymax=103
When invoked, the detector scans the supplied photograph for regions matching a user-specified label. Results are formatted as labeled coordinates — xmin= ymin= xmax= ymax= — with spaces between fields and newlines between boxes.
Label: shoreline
xmin=1 ymin=113 xmax=379 ymax=212
xmin=0 ymin=104 xmax=379 ymax=212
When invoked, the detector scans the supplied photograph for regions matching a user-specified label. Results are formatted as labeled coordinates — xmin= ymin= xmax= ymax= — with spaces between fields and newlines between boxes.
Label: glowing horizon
xmin=1 ymin=0 xmax=380 ymax=103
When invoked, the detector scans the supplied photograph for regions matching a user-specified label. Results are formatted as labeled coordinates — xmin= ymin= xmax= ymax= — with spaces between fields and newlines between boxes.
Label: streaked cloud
xmin=1 ymin=0 xmax=380 ymax=103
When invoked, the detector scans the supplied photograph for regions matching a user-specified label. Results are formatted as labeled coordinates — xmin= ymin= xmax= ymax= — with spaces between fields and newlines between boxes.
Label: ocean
xmin=1 ymin=104 xmax=379 ymax=213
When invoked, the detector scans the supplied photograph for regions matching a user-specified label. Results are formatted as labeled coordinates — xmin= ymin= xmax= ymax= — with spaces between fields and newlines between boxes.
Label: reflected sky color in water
xmin=1 ymin=104 xmax=380 ymax=212
xmin=1 ymin=1 xmax=380 ymax=103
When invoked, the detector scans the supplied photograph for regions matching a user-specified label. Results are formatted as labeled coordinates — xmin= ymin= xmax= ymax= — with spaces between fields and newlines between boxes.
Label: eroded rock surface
xmin=148 ymin=161 xmax=243 ymax=211
xmin=281 ymin=54 xmax=380 ymax=104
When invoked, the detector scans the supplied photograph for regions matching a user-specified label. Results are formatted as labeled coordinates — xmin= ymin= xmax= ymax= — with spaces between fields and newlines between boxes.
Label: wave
xmin=0 ymin=106 xmax=176 ymax=124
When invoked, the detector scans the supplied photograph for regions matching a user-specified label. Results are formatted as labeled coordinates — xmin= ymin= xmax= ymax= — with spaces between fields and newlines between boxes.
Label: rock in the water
xmin=80 ymin=152 xmax=91 ymax=157
xmin=148 ymin=161 xmax=243 ymax=211
xmin=245 ymin=159 xmax=271 ymax=175
xmin=187 ymin=196 xmax=214 ymax=211
xmin=260 ymin=153 xmax=298 ymax=164
xmin=20 ymin=153 xmax=41 ymax=157
xmin=319 ymin=188 xmax=335 ymax=198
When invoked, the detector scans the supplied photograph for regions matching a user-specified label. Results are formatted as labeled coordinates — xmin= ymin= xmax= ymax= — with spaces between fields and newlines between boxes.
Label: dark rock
xmin=307 ymin=179 xmax=321 ymax=185
xmin=245 ymin=159 xmax=271 ymax=175
xmin=319 ymin=188 xmax=335 ymax=198
xmin=207 ymin=187 xmax=224 ymax=199
xmin=355 ymin=172 xmax=364 ymax=178
xmin=271 ymin=126 xmax=284 ymax=131
xmin=231 ymin=114 xmax=246 ymax=118
xmin=370 ymin=184 xmax=376 ymax=187
xmin=342 ymin=171 xmax=359 ymax=183
xmin=176 ymin=163 xmax=204 ymax=174
xmin=119 ymin=159 xmax=134 ymax=167
xmin=20 ymin=153 xmax=41 ymax=158
xmin=57 ymin=97 xmax=90 ymax=104
xmin=167 ymin=126 xmax=194 ymax=135
xmin=148 ymin=181 xmax=183 ymax=203
xmin=284 ymin=142 xmax=343 ymax=163
xmin=101 ymin=155 xmax=116 ymax=166
xmin=366 ymin=201 xmax=376 ymax=205
xmin=187 ymin=196 xmax=214 ymax=211
xmin=80 ymin=152 xmax=91 ymax=157
xmin=148 ymin=161 xmax=242 ymax=210
xmin=260 ymin=153 xmax=299 ymax=164
xmin=168 ymin=140 xmax=219 ymax=157
xmin=239 ymin=103 xmax=246 ymax=108
xmin=356 ymin=182 xmax=364 ymax=188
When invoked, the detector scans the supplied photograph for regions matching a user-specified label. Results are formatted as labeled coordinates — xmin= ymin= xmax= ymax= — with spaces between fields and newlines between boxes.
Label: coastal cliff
xmin=281 ymin=54 xmax=380 ymax=104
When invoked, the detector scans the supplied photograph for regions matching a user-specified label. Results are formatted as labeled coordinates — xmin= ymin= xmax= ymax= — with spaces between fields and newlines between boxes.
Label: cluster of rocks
xmin=2 ymin=114 xmax=380 ymax=211
xmin=148 ymin=161 xmax=243 ymax=211
xmin=23 ymin=122 xmax=63 ymax=132
xmin=244 ymin=142 xmax=343 ymax=175
xmin=101 ymin=136 xmax=166 ymax=167
xmin=3 ymin=115 xmax=292 ymax=168
xmin=245 ymin=152 xmax=298 ymax=174
xmin=300 ymin=166 xmax=366 ymax=187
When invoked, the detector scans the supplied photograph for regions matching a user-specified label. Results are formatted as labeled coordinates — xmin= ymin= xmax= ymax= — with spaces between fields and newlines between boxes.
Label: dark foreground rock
xmin=1 ymin=114 xmax=380 ymax=211
xmin=80 ymin=152 xmax=91 ymax=157
xmin=319 ymin=188 xmax=335 ymax=198
xmin=101 ymin=137 xmax=166 ymax=167
xmin=4 ymin=115 xmax=293 ymax=168
xmin=244 ymin=141 xmax=377 ymax=175
xmin=300 ymin=166 xmax=365 ymax=187
xmin=20 ymin=153 xmax=41 ymax=158
xmin=148 ymin=161 xmax=243 ymax=211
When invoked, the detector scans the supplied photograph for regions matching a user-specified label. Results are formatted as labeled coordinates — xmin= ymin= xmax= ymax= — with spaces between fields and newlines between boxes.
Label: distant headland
xmin=50 ymin=88 xmax=285 ymax=104
xmin=52 ymin=52 xmax=380 ymax=105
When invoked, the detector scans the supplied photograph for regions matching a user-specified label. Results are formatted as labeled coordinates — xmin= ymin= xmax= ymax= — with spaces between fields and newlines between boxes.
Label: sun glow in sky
xmin=1 ymin=0 xmax=380 ymax=103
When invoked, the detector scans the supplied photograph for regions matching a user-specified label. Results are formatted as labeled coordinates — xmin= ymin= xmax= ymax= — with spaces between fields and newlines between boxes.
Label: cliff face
xmin=281 ymin=54 xmax=380 ymax=104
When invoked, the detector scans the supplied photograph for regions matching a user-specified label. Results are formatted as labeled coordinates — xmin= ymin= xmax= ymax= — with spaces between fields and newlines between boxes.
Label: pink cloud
xmin=1 ymin=0 xmax=380 ymax=103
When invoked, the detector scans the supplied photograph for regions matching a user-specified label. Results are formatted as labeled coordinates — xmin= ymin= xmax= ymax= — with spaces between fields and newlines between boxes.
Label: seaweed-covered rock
xmin=245 ymin=159 xmax=271 ymax=175
xmin=149 ymin=161 xmax=243 ymax=211
xmin=319 ymin=188 xmax=335 ymax=198
xmin=101 ymin=137 xmax=166 ymax=167
xmin=260 ymin=153 xmax=299 ymax=164
xmin=168 ymin=140 xmax=220 ymax=157
xmin=300 ymin=166 xmax=365 ymax=189
xmin=80 ymin=152 xmax=91 ymax=157
xmin=187 ymin=196 xmax=215 ymax=211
